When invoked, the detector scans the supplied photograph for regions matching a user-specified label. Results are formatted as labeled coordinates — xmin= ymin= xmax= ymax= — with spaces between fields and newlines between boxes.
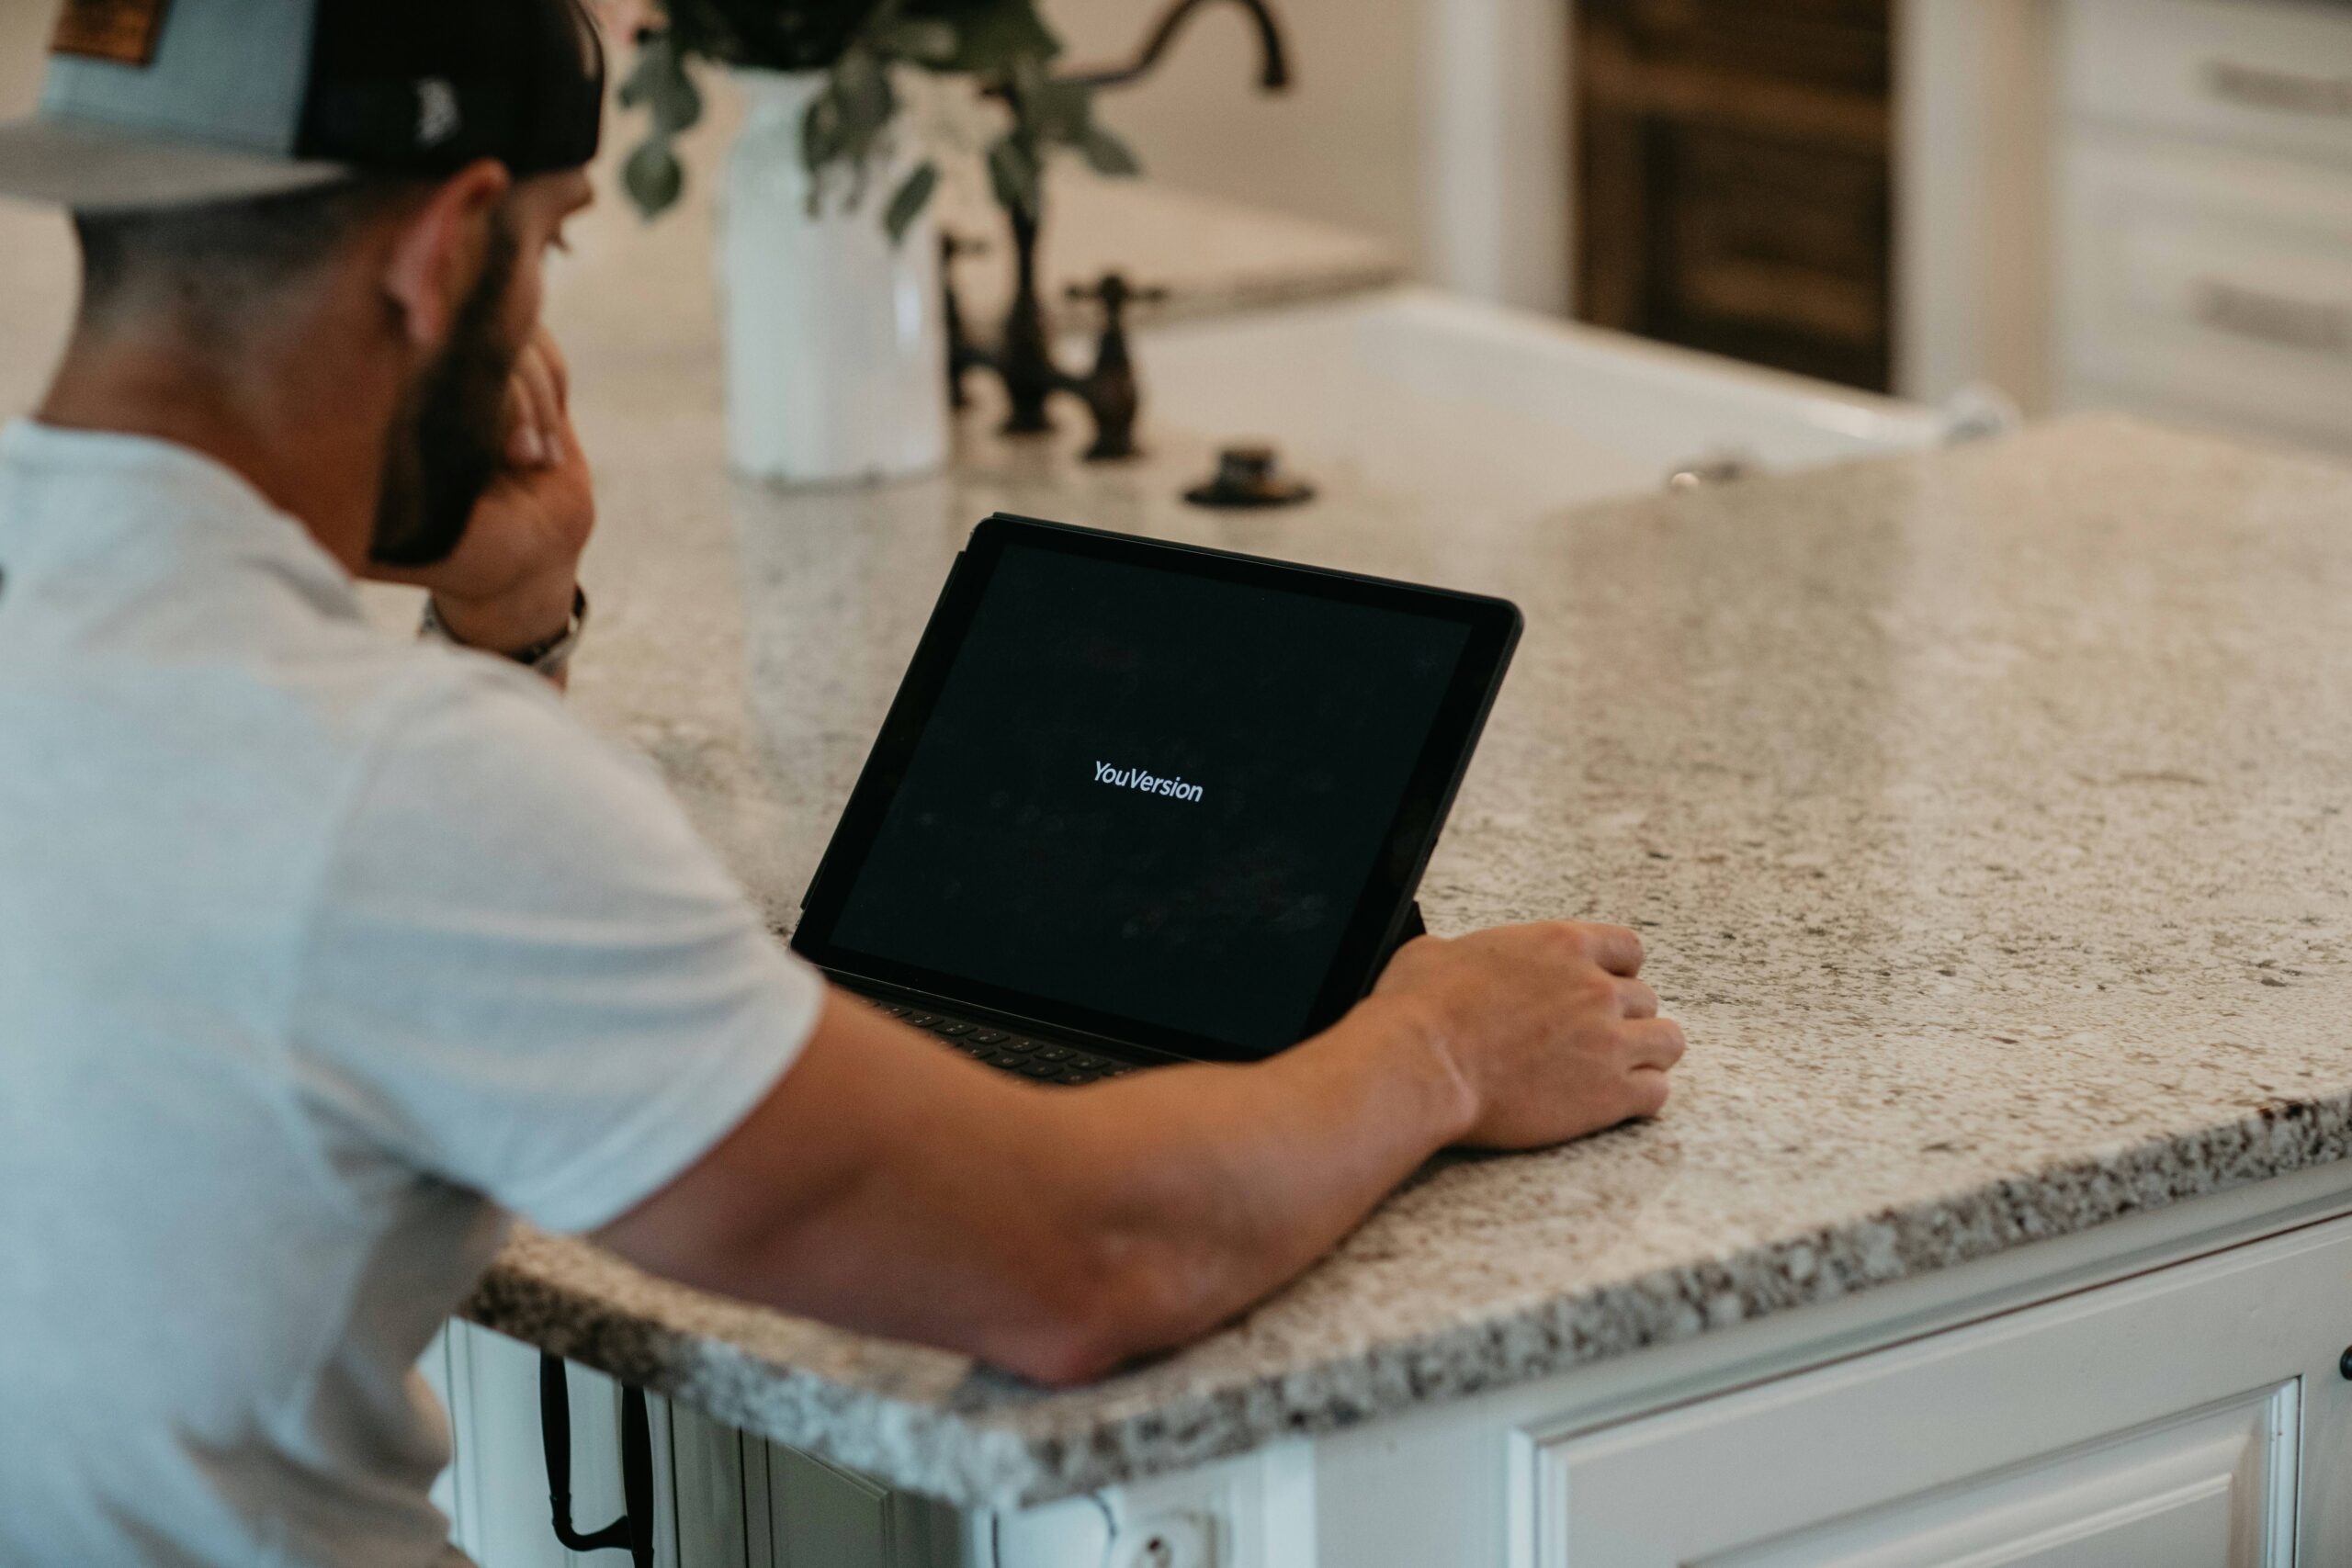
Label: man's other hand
xmin=377 ymin=327 xmax=594 ymax=655
xmin=1374 ymin=920 xmax=1685 ymax=1147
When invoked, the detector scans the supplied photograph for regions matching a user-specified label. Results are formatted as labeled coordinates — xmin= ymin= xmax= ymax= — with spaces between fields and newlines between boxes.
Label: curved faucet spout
xmin=1069 ymin=0 xmax=1293 ymax=93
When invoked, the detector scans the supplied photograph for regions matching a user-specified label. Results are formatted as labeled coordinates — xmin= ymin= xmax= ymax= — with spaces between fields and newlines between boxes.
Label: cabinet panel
xmin=2056 ymin=132 xmax=2352 ymax=447
xmin=1703 ymin=1386 xmax=2293 ymax=1568
xmin=764 ymin=1444 xmax=891 ymax=1567
xmin=746 ymin=1437 xmax=961 ymax=1568
xmin=1524 ymin=1213 xmax=2352 ymax=1568
xmin=2064 ymin=0 xmax=2352 ymax=169
xmin=671 ymin=1404 xmax=757 ymax=1566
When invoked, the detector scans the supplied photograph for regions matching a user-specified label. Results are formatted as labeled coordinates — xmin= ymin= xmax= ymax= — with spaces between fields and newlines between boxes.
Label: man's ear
xmin=381 ymin=161 xmax=514 ymax=354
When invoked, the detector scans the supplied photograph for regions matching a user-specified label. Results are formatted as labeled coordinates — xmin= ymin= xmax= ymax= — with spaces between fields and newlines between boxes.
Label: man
xmin=0 ymin=2 xmax=1685 ymax=1563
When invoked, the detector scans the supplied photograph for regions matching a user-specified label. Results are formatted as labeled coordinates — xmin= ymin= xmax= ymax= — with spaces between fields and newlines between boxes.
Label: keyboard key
xmin=904 ymin=1013 xmax=939 ymax=1029
xmin=990 ymin=1037 xmax=1036 ymax=1055
xmin=1064 ymin=1053 xmax=1114 ymax=1073
xmin=986 ymin=1050 xmax=1031 ymax=1070
xmin=969 ymin=1030 xmax=1005 ymax=1044
xmin=1033 ymin=1045 xmax=1072 ymax=1064
xmin=1057 ymin=1070 xmax=1099 ymax=1086
xmin=932 ymin=1021 xmax=973 ymax=1037
xmin=1015 ymin=1059 xmax=1064 ymax=1080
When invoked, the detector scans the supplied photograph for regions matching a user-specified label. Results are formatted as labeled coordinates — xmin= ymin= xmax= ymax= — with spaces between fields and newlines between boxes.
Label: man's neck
xmin=36 ymin=321 xmax=397 ymax=576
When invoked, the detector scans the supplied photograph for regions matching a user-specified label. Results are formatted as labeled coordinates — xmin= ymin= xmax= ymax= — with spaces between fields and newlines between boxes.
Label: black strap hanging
xmin=538 ymin=1353 xmax=655 ymax=1567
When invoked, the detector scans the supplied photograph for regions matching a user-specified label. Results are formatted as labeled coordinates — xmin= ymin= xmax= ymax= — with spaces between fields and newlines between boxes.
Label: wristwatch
xmin=420 ymin=586 xmax=589 ymax=681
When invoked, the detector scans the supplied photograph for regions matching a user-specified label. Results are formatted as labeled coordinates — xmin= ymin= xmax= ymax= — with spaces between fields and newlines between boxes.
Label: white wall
xmin=1421 ymin=0 xmax=1571 ymax=312
xmin=1 ymin=0 xmax=41 ymax=113
xmin=1039 ymin=0 xmax=1435 ymax=274
xmin=0 ymin=0 xmax=77 ymax=419
xmin=1037 ymin=0 xmax=1575 ymax=310
xmin=1894 ymin=0 xmax=2055 ymax=411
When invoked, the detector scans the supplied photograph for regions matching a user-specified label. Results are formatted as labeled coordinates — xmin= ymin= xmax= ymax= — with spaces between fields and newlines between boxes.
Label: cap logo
xmin=51 ymin=0 xmax=173 ymax=66
xmin=416 ymin=78 xmax=461 ymax=149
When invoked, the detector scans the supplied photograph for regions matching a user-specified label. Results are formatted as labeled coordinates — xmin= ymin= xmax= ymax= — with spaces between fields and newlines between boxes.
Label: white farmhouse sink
xmin=1134 ymin=287 xmax=1951 ymax=518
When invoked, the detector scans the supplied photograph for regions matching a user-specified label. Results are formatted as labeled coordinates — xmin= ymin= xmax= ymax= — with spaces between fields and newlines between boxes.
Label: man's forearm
xmin=600 ymin=923 xmax=1674 ymax=1388
xmin=1030 ymin=992 xmax=1476 ymax=1376
xmin=598 ymin=988 xmax=1479 ymax=1386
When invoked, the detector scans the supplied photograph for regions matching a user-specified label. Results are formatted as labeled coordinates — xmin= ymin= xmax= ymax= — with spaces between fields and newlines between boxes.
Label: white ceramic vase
xmin=716 ymin=68 xmax=948 ymax=487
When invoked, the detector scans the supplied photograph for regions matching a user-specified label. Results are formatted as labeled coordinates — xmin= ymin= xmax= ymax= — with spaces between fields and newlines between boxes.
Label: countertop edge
xmin=459 ymin=1264 xmax=1055 ymax=1505
xmin=462 ymin=1092 xmax=2352 ymax=1507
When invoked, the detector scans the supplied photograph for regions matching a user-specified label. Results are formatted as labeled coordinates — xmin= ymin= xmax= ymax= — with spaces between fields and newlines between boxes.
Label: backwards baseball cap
xmin=0 ymin=0 xmax=605 ymax=212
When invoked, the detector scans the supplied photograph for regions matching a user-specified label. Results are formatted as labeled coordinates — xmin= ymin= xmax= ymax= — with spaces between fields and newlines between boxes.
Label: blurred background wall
xmin=1043 ymin=0 xmax=1433 ymax=276
xmin=8 ymin=0 xmax=2351 ymax=452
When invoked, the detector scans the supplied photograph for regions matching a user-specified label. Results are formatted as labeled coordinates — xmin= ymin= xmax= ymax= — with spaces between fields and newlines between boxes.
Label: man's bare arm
xmin=594 ymin=921 xmax=1683 ymax=1386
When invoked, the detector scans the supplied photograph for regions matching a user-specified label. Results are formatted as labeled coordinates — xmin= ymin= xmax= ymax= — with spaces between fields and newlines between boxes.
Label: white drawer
xmin=2063 ymin=0 xmax=2352 ymax=167
xmin=1521 ymin=1213 xmax=2352 ymax=1567
xmin=2056 ymin=131 xmax=2352 ymax=446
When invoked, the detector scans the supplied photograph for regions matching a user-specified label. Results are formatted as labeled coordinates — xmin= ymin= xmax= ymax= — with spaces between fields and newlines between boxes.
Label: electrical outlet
xmin=1120 ymin=1509 xmax=1216 ymax=1568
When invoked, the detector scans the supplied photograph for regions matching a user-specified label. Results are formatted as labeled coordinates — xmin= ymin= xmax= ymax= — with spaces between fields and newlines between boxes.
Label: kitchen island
xmin=6 ymin=108 xmax=2350 ymax=1568
xmin=436 ymin=227 xmax=2352 ymax=1563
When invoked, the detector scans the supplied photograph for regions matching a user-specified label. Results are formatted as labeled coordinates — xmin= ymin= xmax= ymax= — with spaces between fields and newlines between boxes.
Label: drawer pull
xmin=2192 ymin=278 xmax=2350 ymax=356
xmin=2202 ymin=60 xmax=2352 ymax=119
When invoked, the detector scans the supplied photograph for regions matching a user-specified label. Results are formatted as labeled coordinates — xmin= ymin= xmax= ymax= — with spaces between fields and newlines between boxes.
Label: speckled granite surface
xmin=469 ymin=322 xmax=2352 ymax=1504
xmin=416 ymin=157 xmax=2352 ymax=1504
xmin=7 ymin=75 xmax=2352 ymax=1511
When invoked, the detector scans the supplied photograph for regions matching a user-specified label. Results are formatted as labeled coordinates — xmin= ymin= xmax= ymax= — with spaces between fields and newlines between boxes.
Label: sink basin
xmin=1133 ymin=287 xmax=1949 ymax=518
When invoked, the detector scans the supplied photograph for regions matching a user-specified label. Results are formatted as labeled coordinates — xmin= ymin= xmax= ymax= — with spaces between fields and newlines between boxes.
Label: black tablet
xmin=790 ymin=513 xmax=1522 ymax=1064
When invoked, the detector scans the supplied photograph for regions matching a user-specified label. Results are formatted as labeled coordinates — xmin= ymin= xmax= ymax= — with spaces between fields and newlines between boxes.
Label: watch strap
xmin=420 ymin=586 xmax=588 ymax=679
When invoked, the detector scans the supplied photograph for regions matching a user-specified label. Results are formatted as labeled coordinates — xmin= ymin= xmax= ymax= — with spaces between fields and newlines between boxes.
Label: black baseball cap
xmin=0 ymin=0 xmax=605 ymax=211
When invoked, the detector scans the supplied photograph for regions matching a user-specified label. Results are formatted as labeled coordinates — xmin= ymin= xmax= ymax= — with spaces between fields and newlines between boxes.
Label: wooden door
xmin=1575 ymin=0 xmax=1896 ymax=391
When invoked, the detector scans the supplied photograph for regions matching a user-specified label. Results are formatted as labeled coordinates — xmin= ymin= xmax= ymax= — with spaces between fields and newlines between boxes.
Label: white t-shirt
xmin=0 ymin=422 xmax=823 ymax=1567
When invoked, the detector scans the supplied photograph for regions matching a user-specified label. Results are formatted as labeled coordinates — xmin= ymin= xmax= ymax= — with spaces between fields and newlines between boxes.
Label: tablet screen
xmin=794 ymin=517 xmax=1520 ymax=1060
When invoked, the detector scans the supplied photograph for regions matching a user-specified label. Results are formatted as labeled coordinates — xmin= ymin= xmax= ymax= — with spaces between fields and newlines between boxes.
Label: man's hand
xmin=1374 ymin=921 xmax=1684 ymax=1146
xmin=377 ymin=327 xmax=594 ymax=655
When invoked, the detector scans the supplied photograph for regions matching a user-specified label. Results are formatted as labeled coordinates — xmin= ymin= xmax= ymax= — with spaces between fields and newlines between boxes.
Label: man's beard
xmin=368 ymin=214 xmax=524 ymax=569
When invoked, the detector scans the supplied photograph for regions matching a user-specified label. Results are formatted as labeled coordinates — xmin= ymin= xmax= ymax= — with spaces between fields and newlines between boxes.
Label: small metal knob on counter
xmin=1184 ymin=444 xmax=1316 ymax=509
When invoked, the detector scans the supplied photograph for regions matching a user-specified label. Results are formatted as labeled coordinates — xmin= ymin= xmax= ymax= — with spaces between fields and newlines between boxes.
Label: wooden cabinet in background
xmin=1575 ymin=0 xmax=1897 ymax=392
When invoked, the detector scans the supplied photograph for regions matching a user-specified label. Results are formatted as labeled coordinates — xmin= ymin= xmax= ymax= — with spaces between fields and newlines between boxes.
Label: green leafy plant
xmin=618 ymin=0 xmax=1141 ymax=243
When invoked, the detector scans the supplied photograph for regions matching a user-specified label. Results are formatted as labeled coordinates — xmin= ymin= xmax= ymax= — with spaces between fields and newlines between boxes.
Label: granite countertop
xmin=7 ymin=94 xmax=2352 ymax=1514
xmin=469 ymin=233 xmax=2352 ymax=1503
xmin=444 ymin=141 xmax=2352 ymax=1504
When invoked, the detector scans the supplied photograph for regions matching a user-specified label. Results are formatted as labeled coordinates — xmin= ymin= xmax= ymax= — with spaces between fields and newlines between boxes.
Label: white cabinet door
xmin=2062 ymin=0 xmax=2352 ymax=168
xmin=744 ymin=1438 xmax=959 ymax=1568
xmin=2054 ymin=131 xmax=2352 ymax=448
xmin=1527 ymin=1213 xmax=2352 ymax=1567
xmin=1698 ymin=1385 xmax=2295 ymax=1568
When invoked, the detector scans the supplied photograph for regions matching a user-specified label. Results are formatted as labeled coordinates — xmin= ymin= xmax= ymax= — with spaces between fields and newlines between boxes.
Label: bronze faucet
xmin=941 ymin=0 xmax=1292 ymax=462
xmin=944 ymin=249 xmax=1168 ymax=461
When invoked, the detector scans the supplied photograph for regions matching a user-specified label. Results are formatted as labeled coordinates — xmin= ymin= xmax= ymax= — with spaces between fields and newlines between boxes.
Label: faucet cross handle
xmin=1065 ymin=271 xmax=1172 ymax=323
xmin=1060 ymin=271 xmax=1167 ymax=464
